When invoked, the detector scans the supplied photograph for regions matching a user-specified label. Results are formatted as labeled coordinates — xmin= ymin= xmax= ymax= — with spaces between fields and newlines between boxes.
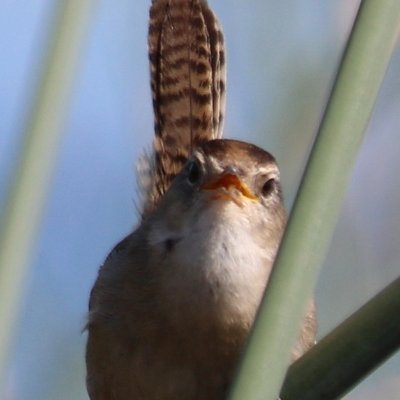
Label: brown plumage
xmin=86 ymin=1 xmax=316 ymax=399
xmin=145 ymin=0 xmax=226 ymax=214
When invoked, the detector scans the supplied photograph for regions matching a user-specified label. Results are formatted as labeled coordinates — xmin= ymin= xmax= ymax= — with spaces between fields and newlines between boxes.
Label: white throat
xmin=149 ymin=200 xmax=277 ymax=328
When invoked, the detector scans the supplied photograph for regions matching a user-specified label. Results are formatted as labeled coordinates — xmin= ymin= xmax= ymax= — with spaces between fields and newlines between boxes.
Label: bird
xmin=85 ymin=1 xmax=316 ymax=399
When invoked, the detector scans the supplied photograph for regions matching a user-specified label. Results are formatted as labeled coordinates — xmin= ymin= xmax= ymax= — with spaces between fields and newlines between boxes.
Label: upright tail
xmin=143 ymin=0 xmax=226 ymax=215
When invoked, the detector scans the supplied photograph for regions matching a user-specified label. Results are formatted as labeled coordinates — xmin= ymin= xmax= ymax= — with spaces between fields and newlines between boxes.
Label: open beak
xmin=200 ymin=174 xmax=257 ymax=204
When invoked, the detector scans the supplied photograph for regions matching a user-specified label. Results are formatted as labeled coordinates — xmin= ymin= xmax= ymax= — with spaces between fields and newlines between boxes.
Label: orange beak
xmin=200 ymin=174 xmax=257 ymax=202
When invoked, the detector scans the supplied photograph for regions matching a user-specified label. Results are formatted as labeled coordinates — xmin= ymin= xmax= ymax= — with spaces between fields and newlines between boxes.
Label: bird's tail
xmin=142 ymin=0 xmax=226 ymax=215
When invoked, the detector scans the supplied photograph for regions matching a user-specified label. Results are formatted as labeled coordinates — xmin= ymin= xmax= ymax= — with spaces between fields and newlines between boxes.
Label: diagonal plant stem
xmin=0 ymin=0 xmax=95 ymax=392
xmin=281 ymin=276 xmax=400 ymax=400
xmin=228 ymin=1 xmax=400 ymax=400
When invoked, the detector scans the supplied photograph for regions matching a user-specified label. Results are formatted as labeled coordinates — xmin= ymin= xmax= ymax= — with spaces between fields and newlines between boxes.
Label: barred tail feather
xmin=143 ymin=0 xmax=226 ymax=215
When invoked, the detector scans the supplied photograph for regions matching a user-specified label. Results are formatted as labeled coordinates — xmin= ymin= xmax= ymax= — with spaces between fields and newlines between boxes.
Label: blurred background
xmin=1 ymin=0 xmax=399 ymax=399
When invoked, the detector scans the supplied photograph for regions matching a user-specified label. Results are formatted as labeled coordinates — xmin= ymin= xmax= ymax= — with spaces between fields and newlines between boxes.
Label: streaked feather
xmin=144 ymin=0 xmax=226 ymax=215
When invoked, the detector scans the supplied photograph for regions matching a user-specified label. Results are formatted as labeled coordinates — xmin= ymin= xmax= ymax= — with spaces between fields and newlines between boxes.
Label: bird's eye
xmin=186 ymin=160 xmax=201 ymax=184
xmin=261 ymin=178 xmax=276 ymax=197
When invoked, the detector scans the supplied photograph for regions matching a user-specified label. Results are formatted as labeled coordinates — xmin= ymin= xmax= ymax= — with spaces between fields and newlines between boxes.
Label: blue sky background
xmin=1 ymin=1 xmax=399 ymax=399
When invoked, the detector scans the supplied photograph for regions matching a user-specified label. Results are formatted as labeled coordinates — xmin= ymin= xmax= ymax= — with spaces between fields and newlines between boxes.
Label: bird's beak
xmin=200 ymin=174 xmax=257 ymax=203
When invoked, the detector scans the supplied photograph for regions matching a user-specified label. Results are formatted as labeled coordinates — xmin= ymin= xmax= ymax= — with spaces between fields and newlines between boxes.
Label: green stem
xmin=281 ymin=276 xmax=400 ymax=400
xmin=0 ymin=0 xmax=95 ymax=391
xmin=228 ymin=1 xmax=400 ymax=399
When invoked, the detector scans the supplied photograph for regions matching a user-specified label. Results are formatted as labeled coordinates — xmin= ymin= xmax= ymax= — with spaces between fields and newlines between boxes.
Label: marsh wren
xmin=86 ymin=1 xmax=316 ymax=399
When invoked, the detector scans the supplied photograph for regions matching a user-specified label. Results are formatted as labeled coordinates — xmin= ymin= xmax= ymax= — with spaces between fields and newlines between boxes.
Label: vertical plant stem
xmin=229 ymin=1 xmax=400 ymax=400
xmin=0 ymin=0 xmax=95 ymax=391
